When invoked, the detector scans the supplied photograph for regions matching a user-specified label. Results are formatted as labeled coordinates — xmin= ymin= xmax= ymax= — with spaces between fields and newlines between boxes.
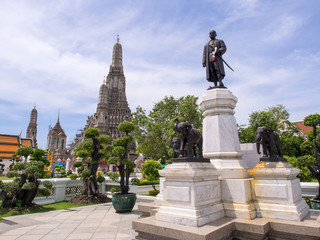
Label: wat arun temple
xmin=69 ymin=36 xmax=132 ymax=154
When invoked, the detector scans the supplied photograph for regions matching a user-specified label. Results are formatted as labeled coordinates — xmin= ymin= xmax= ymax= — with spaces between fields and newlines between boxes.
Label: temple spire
xmin=26 ymin=106 xmax=38 ymax=147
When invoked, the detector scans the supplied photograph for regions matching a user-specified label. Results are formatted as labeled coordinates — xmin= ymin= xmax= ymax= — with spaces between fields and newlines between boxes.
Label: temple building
xmin=46 ymin=116 xmax=67 ymax=161
xmin=69 ymin=36 xmax=137 ymax=170
xmin=26 ymin=106 xmax=38 ymax=148
xmin=71 ymin=36 xmax=132 ymax=148
xmin=93 ymin=36 xmax=132 ymax=138
xmin=0 ymin=134 xmax=33 ymax=173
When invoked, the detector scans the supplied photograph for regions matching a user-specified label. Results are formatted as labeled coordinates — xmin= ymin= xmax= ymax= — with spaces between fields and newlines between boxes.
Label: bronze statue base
xmin=259 ymin=156 xmax=287 ymax=162
xmin=207 ymin=85 xmax=227 ymax=90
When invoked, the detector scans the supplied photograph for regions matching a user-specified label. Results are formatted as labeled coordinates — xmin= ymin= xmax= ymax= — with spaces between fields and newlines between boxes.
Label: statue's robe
xmin=203 ymin=39 xmax=227 ymax=82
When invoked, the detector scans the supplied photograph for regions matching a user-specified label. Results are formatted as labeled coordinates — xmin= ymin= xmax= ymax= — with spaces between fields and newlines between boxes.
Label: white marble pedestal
xmin=200 ymin=88 xmax=256 ymax=219
xmin=249 ymin=161 xmax=310 ymax=221
xmin=155 ymin=159 xmax=224 ymax=226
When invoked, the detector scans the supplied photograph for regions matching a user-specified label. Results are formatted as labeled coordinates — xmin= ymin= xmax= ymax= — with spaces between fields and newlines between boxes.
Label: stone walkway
xmin=0 ymin=198 xmax=151 ymax=240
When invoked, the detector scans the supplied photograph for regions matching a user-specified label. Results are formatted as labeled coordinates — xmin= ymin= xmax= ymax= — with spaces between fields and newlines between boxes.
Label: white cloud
xmin=266 ymin=15 xmax=305 ymax=42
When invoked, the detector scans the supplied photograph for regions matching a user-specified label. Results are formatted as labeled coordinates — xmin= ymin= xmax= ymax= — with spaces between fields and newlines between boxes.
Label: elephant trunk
xmin=255 ymin=135 xmax=262 ymax=154
xmin=256 ymin=142 xmax=261 ymax=154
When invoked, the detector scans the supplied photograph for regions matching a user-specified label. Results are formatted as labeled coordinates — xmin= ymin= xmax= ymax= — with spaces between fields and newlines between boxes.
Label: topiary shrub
xmin=70 ymin=173 xmax=79 ymax=180
xmin=148 ymin=189 xmax=160 ymax=196
xmin=131 ymin=178 xmax=141 ymax=185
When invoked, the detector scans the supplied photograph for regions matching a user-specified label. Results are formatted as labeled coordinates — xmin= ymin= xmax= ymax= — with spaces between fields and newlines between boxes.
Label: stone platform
xmin=133 ymin=209 xmax=320 ymax=240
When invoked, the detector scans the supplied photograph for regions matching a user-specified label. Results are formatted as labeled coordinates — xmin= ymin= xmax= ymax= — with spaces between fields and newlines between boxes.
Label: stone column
xmin=66 ymin=158 xmax=71 ymax=171
xmin=249 ymin=161 xmax=309 ymax=221
xmin=109 ymin=164 xmax=114 ymax=172
xmin=200 ymin=88 xmax=256 ymax=219
xmin=155 ymin=158 xmax=224 ymax=227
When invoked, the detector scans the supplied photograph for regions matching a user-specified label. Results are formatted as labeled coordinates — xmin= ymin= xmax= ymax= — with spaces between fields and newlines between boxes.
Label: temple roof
xmin=48 ymin=118 xmax=66 ymax=137
xmin=0 ymin=134 xmax=33 ymax=158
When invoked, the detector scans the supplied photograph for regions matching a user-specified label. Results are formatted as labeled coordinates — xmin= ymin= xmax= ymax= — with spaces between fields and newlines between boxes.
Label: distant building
xmin=26 ymin=106 xmax=38 ymax=148
xmin=0 ymin=134 xmax=33 ymax=173
xmin=71 ymin=36 xmax=132 ymax=148
xmin=69 ymin=36 xmax=137 ymax=170
xmin=46 ymin=116 xmax=67 ymax=162
xmin=293 ymin=121 xmax=313 ymax=136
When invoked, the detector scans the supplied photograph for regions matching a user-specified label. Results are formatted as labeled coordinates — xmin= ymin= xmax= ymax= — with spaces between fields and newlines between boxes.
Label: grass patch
xmin=0 ymin=176 xmax=14 ymax=180
xmin=0 ymin=201 xmax=93 ymax=221
xmin=140 ymin=194 xmax=157 ymax=197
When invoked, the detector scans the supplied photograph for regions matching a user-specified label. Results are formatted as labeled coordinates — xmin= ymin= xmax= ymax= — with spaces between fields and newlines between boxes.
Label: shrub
xmin=70 ymin=173 xmax=78 ymax=180
xmin=42 ymin=180 xmax=53 ymax=189
xmin=37 ymin=188 xmax=52 ymax=197
xmin=111 ymin=186 xmax=120 ymax=193
xmin=97 ymin=175 xmax=105 ymax=183
xmin=148 ymin=189 xmax=160 ymax=196
xmin=21 ymin=182 xmax=36 ymax=190
xmin=131 ymin=178 xmax=141 ymax=185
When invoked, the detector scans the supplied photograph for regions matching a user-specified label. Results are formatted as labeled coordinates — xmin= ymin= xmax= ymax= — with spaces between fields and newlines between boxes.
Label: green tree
xmin=286 ymin=155 xmax=316 ymax=182
xmin=15 ymin=146 xmax=33 ymax=167
xmin=0 ymin=147 xmax=52 ymax=208
xmin=280 ymin=133 xmax=305 ymax=157
xmin=238 ymin=104 xmax=299 ymax=144
xmin=108 ymin=121 xmax=136 ymax=194
xmin=132 ymin=95 xmax=203 ymax=163
xmin=303 ymin=113 xmax=320 ymax=199
xmin=141 ymin=160 xmax=163 ymax=190
xmin=74 ymin=128 xmax=111 ymax=196
xmin=237 ymin=124 xmax=256 ymax=143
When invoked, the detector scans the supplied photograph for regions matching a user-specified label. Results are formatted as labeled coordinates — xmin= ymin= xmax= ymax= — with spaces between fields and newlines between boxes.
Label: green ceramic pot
xmin=112 ymin=192 xmax=137 ymax=213
xmin=310 ymin=199 xmax=320 ymax=210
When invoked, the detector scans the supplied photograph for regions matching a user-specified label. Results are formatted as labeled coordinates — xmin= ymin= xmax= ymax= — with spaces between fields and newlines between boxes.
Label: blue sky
xmin=0 ymin=0 xmax=319 ymax=149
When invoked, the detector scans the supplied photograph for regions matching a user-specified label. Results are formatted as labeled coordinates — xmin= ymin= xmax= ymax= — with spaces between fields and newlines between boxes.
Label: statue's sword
xmin=216 ymin=54 xmax=235 ymax=72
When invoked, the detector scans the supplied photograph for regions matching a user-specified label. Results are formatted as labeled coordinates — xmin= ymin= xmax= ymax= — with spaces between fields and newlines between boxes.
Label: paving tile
xmin=90 ymin=232 xmax=116 ymax=239
xmin=16 ymin=234 xmax=44 ymax=240
xmin=40 ymin=233 xmax=70 ymax=240
xmin=49 ymin=228 xmax=74 ymax=234
xmin=0 ymin=235 xmax=21 ymax=240
xmin=34 ymin=223 xmax=60 ymax=229
xmin=72 ymin=226 xmax=97 ymax=234
xmin=95 ymin=226 xmax=117 ymax=233
xmin=65 ymin=232 xmax=93 ymax=239
xmin=25 ymin=227 xmax=54 ymax=235
xmin=78 ymin=222 xmax=100 ymax=228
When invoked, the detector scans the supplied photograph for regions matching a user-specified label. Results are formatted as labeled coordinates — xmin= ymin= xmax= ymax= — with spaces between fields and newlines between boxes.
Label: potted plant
xmin=74 ymin=128 xmax=111 ymax=199
xmin=108 ymin=121 xmax=137 ymax=212
xmin=303 ymin=113 xmax=320 ymax=209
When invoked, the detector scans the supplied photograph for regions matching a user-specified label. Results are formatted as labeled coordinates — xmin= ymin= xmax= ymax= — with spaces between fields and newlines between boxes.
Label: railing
xmin=33 ymin=177 xmax=157 ymax=205
xmin=300 ymin=182 xmax=319 ymax=198
xmin=1 ymin=177 xmax=317 ymax=205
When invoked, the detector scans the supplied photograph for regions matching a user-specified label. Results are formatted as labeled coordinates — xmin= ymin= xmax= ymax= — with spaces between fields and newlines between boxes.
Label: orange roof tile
xmin=0 ymin=135 xmax=19 ymax=144
xmin=21 ymin=139 xmax=32 ymax=147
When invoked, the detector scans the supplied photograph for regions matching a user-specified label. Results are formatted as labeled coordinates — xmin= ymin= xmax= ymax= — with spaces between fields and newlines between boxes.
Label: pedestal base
xmin=249 ymin=161 xmax=310 ymax=221
xmin=155 ymin=160 xmax=224 ymax=226
xmin=133 ymin=211 xmax=320 ymax=240
xmin=221 ymin=179 xmax=256 ymax=220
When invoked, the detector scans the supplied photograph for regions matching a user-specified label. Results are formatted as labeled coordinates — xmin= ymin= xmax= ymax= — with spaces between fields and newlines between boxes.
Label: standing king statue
xmin=203 ymin=30 xmax=227 ymax=89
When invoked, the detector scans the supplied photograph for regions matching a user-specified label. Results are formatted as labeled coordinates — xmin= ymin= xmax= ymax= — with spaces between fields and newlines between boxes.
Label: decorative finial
xmin=57 ymin=110 xmax=60 ymax=123
xmin=117 ymin=34 xmax=120 ymax=43
xmin=103 ymin=76 xmax=106 ymax=84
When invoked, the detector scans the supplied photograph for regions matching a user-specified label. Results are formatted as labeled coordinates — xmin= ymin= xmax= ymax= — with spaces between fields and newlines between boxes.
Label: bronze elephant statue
xmin=255 ymin=126 xmax=282 ymax=158
xmin=171 ymin=137 xmax=194 ymax=158
xmin=174 ymin=118 xmax=203 ymax=158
